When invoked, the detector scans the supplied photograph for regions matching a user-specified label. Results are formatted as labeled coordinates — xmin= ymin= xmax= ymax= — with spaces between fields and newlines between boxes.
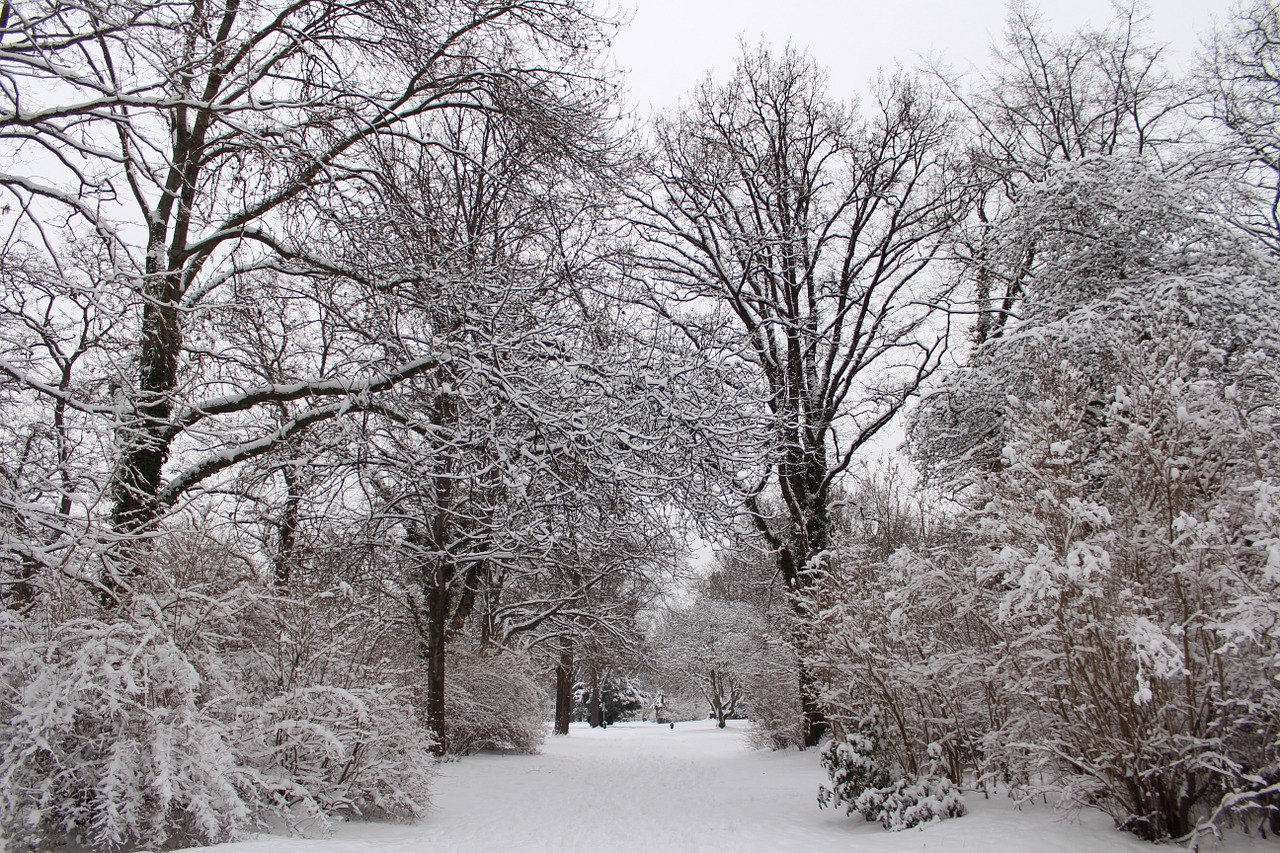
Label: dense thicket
xmin=806 ymin=4 xmax=1280 ymax=840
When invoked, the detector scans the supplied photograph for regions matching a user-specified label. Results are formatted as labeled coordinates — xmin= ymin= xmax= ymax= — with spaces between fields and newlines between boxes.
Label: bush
xmin=0 ymin=612 xmax=256 ymax=851
xmin=818 ymin=711 xmax=966 ymax=832
xmin=817 ymin=710 xmax=893 ymax=816
xmin=0 ymin=587 xmax=436 ymax=851
xmin=855 ymin=775 xmax=966 ymax=831
xmin=238 ymin=685 xmax=435 ymax=828
xmin=445 ymin=647 xmax=546 ymax=755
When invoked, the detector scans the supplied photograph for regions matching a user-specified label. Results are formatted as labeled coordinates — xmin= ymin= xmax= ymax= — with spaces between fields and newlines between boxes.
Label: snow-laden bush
xmin=818 ymin=711 xmax=966 ymax=831
xmin=0 ymin=582 xmax=436 ymax=851
xmin=827 ymin=158 xmax=1280 ymax=842
xmin=855 ymin=775 xmax=966 ymax=831
xmin=965 ymin=335 xmax=1280 ymax=840
xmin=817 ymin=710 xmax=893 ymax=817
xmin=238 ymin=685 xmax=434 ymax=828
xmin=821 ymin=315 xmax=1280 ymax=840
xmin=804 ymin=468 xmax=987 ymax=784
xmin=0 ymin=611 xmax=256 ymax=851
xmin=445 ymin=647 xmax=545 ymax=755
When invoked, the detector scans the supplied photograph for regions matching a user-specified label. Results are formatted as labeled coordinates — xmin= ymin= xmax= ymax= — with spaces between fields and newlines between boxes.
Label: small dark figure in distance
xmin=669 ymin=722 xmax=674 ymax=729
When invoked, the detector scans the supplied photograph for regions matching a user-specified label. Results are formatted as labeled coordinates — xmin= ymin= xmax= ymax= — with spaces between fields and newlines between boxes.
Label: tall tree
xmin=313 ymin=102 xmax=738 ymax=750
xmin=0 ymin=0 xmax=615 ymax=604
xmin=631 ymin=45 xmax=965 ymax=745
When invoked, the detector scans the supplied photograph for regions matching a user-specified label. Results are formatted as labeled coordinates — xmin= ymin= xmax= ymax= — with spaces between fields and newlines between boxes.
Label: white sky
xmin=611 ymin=0 xmax=1237 ymax=116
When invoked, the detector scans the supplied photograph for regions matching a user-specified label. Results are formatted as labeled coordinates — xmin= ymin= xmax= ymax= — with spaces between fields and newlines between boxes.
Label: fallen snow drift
xmin=196 ymin=720 xmax=1273 ymax=852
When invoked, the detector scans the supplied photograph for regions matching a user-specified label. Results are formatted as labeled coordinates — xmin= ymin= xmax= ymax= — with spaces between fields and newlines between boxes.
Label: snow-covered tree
xmin=892 ymin=155 xmax=1280 ymax=840
xmin=632 ymin=43 xmax=966 ymax=746
xmin=0 ymin=0 xmax=618 ymax=605
xmin=1204 ymin=0 xmax=1280 ymax=257
xmin=931 ymin=4 xmax=1185 ymax=346
xmin=651 ymin=599 xmax=774 ymax=728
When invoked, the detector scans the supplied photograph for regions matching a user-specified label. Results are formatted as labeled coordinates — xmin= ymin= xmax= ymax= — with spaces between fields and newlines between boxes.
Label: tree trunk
xmin=274 ymin=464 xmax=302 ymax=587
xmin=777 ymin=436 xmax=834 ymax=748
xmin=105 ymin=258 xmax=184 ymax=605
xmin=554 ymin=638 xmax=573 ymax=736
xmin=424 ymin=562 xmax=449 ymax=755
xmin=3 ymin=556 xmax=39 ymax=613
xmin=587 ymin=665 xmax=603 ymax=728
xmin=798 ymin=656 xmax=827 ymax=747
xmin=709 ymin=671 xmax=727 ymax=728
xmin=778 ymin=541 xmax=830 ymax=748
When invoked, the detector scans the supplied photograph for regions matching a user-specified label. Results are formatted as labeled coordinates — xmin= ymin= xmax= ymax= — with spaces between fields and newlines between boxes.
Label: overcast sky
xmin=611 ymin=0 xmax=1238 ymax=116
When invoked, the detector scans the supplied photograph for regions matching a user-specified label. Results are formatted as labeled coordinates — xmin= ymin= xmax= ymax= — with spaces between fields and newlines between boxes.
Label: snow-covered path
xmin=202 ymin=721 xmax=1265 ymax=853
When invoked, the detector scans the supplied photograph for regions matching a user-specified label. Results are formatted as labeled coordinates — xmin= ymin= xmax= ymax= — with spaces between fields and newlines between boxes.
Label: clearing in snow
xmin=197 ymin=720 xmax=1274 ymax=853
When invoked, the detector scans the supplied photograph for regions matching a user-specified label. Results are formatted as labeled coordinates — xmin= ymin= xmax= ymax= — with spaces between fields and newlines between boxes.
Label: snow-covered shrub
xmin=237 ymin=685 xmax=434 ymax=827
xmin=0 ymin=611 xmax=257 ymax=851
xmin=807 ymin=544 xmax=992 ymax=786
xmin=0 ymin=570 xmax=437 ymax=851
xmin=854 ymin=775 xmax=966 ymax=831
xmin=966 ymin=331 xmax=1280 ymax=839
xmin=804 ymin=469 xmax=989 ymax=783
xmin=885 ymin=157 xmax=1280 ymax=841
xmin=445 ymin=647 xmax=546 ymax=755
xmin=818 ymin=710 xmax=967 ymax=831
xmin=816 ymin=709 xmax=893 ymax=816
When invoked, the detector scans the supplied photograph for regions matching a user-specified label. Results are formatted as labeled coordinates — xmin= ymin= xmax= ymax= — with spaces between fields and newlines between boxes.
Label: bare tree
xmin=1205 ymin=0 xmax=1280 ymax=257
xmin=631 ymin=45 xmax=965 ymax=745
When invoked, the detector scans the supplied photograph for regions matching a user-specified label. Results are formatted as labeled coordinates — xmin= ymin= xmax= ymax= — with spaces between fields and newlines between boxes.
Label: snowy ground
xmin=200 ymin=720 xmax=1276 ymax=853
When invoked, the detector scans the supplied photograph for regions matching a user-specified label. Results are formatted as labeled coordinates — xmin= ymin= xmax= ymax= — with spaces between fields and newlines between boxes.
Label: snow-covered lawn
xmin=200 ymin=720 xmax=1274 ymax=853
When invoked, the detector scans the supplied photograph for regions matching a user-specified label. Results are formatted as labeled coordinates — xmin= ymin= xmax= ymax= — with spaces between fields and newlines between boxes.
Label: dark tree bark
xmin=554 ymin=638 xmax=574 ymax=736
xmin=423 ymin=559 xmax=450 ymax=756
xmin=273 ymin=464 xmax=303 ymax=588
xmin=587 ymin=665 xmax=603 ymax=728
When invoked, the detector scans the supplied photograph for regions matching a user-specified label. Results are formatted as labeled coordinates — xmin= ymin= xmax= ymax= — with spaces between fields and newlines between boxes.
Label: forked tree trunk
xmin=708 ymin=671 xmax=727 ymax=728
